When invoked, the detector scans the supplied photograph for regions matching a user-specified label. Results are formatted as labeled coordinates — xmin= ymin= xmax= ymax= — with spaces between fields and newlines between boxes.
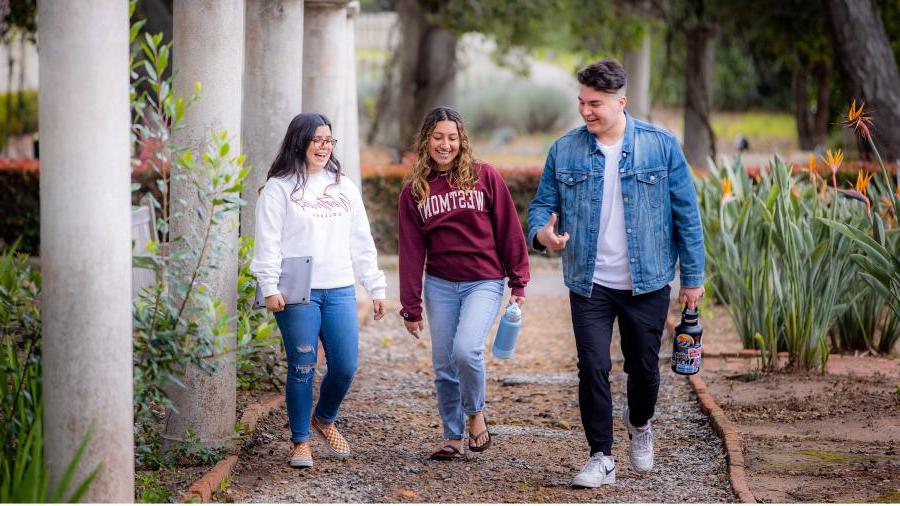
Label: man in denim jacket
xmin=528 ymin=59 xmax=705 ymax=488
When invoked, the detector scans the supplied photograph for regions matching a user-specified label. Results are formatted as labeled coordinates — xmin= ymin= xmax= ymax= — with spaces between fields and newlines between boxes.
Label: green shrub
xmin=129 ymin=17 xmax=248 ymax=464
xmin=0 ymin=243 xmax=98 ymax=502
xmin=236 ymin=236 xmax=282 ymax=391
xmin=360 ymin=166 xmax=542 ymax=254
xmin=0 ymin=163 xmax=39 ymax=255
xmin=699 ymin=156 xmax=858 ymax=370
xmin=0 ymin=90 xmax=39 ymax=149
xmin=457 ymin=80 xmax=576 ymax=137
xmin=820 ymin=107 xmax=900 ymax=356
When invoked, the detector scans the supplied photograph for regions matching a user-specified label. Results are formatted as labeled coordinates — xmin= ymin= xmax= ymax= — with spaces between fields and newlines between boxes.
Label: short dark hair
xmin=577 ymin=58 xmax=627 ymax=94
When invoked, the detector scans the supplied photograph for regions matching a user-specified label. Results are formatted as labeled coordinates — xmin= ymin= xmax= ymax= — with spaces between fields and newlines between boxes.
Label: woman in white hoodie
xmin=251 ymin=113 xmax=386 ymax=469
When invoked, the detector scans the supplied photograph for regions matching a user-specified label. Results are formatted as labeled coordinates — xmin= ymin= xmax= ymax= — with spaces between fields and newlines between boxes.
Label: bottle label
xmin=672 ymin=333 xmax=701 ymax=374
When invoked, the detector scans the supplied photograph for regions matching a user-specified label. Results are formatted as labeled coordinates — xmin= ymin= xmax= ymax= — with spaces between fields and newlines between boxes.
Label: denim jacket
xmin=527 ymin=113 xmax=705 ymax=297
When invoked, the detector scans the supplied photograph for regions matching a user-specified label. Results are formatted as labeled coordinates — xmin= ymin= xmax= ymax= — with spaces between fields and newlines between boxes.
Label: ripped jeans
xmin=273 ymin=285 xmax=358 ymax=443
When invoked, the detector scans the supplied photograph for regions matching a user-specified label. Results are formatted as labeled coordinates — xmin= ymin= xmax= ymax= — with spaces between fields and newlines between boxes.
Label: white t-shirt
xmin=592 ymin=137 xmax=633 ymax=290
xmin=250 ymin=169 xmax=387 ymax=299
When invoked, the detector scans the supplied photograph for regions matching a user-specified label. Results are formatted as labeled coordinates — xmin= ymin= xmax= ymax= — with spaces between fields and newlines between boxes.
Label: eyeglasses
xmin=311 ymin=137 xmax=338 ymax=148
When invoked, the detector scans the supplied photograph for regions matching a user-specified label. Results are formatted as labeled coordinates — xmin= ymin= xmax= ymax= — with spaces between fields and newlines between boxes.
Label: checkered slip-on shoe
xmin=311 ymin=417 xmax=351 ymax=459
xmin=289 ymin=442 xmax=313 ymax=468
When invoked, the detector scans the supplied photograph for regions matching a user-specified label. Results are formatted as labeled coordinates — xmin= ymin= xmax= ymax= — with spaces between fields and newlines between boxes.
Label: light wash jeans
xmin=273 ymin=285 xmax=358 ymax=443
xmin=424 ymin=274 xmax=504 ymax=440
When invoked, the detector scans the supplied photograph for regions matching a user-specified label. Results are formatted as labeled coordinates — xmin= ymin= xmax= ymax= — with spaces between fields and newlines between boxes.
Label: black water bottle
xmin=671 ymin=306 xmax=703 ymax=375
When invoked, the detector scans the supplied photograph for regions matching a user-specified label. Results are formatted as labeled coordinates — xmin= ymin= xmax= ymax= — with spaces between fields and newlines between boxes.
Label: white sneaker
xmin=623 ymin=406 xmax=654 ymax=473
xmin=571 ymin=452 xmax=616 ymax=488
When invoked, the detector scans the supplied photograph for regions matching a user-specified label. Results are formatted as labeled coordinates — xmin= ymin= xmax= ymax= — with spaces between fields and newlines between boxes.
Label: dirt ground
xmin=701 ymin=304 xmax=900 ymax=503
xmin=219 ymin=262 xmax=734 ymax=503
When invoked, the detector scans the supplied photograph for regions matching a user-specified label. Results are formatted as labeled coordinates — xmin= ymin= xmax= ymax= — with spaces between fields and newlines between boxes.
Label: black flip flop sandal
xmin=468 ymin=416 xmax=492 ymax=452
xmin=429 ymin=444 xmax=465 ymax=461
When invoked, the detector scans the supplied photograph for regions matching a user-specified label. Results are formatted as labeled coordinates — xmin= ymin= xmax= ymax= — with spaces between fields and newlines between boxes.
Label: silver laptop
xmin=253 ymin=256 xmax=314 ymax=308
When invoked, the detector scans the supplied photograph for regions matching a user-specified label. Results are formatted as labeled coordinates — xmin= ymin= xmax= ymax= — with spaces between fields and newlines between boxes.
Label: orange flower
xmin=840 ymin=169 xmax=874 ymax=213
xmin=720 ymin=176 xmax=735 ymax=205
xmin=808 ymin=153 xmax=816 ymax=173
xmin=823 ymin=149 xmax=843 ymax=172
xmin=841 ymin=99 xmax=873 ymax=141
xmin=854 ymin=169 xmax=874 ymax=197
xmin=823 ymin=149 xmax=843 ymax=190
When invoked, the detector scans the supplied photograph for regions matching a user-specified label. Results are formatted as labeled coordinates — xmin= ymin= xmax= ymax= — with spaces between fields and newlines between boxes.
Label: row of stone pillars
xmin=38 ymin=0 xmax=361 ymax=501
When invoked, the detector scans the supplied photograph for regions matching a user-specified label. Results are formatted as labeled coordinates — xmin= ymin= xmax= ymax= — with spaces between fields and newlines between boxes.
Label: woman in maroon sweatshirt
xmin=398 ymin=106 xmax=530 ymax=460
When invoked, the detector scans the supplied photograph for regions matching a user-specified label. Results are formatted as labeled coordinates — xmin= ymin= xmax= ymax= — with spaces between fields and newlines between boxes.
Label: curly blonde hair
xmin=405 ymin=107 xmax=478 ymax=203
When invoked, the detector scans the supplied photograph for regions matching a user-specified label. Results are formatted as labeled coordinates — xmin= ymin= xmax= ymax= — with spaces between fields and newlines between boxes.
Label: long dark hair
xmin=265 ymin=113 xmax=342 ymax=198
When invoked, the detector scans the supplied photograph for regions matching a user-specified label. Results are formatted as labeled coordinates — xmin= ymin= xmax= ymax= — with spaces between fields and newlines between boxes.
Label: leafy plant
xmin=0 ymin=243 xmax=98 ymax=502
xmin=128 ymin=2 xmax=248 ymax=462
xmin=698 ymin=155 xmax=857 ymax=370
xmin=135 ymin=471 xmax=171 ymax=503
xmin=820 ymin=101 xmax=900 ymax=356
xmin=236 ymin=236 xmax=282 ymax=392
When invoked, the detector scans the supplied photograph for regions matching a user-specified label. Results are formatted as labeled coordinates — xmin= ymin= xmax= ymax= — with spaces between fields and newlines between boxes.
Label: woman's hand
xmin=404 ymin=319 xmax=424 ymax=339
xmin=265 ymin=293 xmax=286 ymax=312
xmin=510 ymin=295 xmax=526 ymax=307
xmin=373 ymin=299 xmax=386 ymax=321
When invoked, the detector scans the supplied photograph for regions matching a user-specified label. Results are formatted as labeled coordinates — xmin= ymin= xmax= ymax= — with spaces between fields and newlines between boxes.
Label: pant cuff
xmin=292 ymin=435 xmax=310 ymax=443
xmin=590 ymin=445 xmax=613 ymax=456
xmin=463 ymin=407 xmax=485 ymax=417
xmin=313 ymin=412 xmax=336 ymax=425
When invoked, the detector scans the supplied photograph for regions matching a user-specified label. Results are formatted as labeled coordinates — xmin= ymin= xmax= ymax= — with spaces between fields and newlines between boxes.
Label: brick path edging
xmin=689 ymin=373 xmax=756 ymax=503
xmin=668 ymin=315 xmax=757 ymax=504
xmin=182 ymin=394 xmax=286 ymax=503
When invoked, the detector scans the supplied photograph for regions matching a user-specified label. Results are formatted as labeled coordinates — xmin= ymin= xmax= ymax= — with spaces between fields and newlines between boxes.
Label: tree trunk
xmin=792 ymin=59 xmax=831 ymax=151
xmin=623 ymin=31 xmax=651 ymax=121
xmin=823 ymin=0 xmax=900 ymax=158
xmin=683 ymin=23 xmax=716 ymax=169
xmin=396 ymin=0 xmax=457 ymax=154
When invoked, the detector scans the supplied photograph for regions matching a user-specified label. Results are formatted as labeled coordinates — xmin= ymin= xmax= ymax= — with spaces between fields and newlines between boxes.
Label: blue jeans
xmin=273 ymin=285 xmax=358 ymax=443
xmin=424 ymin=274 xmax=504 ymax=440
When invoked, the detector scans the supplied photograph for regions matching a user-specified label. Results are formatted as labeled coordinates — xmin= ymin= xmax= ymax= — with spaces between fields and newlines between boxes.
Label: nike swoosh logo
xmin=604 ymin=464 xmax=615 ymax=474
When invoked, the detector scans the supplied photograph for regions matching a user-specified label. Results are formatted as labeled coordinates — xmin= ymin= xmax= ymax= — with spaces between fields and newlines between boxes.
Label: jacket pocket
xmin=635 ymin=168 xmax=667 ymax=208
xmin=555 ymin=170 xmax=589 ymax=235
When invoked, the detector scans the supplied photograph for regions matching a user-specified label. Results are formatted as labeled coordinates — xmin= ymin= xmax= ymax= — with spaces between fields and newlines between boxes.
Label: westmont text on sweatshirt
xmin=398 ymin=162 xmax=530 ymax=322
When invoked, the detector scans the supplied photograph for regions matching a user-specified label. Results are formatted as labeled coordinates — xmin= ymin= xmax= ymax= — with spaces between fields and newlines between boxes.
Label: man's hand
xmin=265 ymin=293 xmax=285 ymax=312
xmin=373 ymin=300 xmax=386 ymax=321
xmin=404 ymin=319 xmax=424 ymax=339
xmin=535 ymin=213 xmax=569 ymax=251
xmin=679 ymin=286 xmax=705 ymax=309
xmin=509 ymin=295 xmax=526 ymax=307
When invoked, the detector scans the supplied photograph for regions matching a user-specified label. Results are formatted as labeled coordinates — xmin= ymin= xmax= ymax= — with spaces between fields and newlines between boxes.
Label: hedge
xmin=2 ymin=158 xmax=895 ymax=256
xmin=359 ymin=164 xmax=541 ymax=254
xmin=0 ymin=159 xmax=39 ymax=254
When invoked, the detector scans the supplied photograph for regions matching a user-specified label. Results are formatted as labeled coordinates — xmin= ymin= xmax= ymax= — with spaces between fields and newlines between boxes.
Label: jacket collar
xmin=586 ymin=111 xmax=634 ymax=156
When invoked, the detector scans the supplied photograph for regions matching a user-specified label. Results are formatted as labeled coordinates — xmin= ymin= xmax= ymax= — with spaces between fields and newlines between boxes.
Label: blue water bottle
xmin=492 ymin=303 xmax=522 ymax=359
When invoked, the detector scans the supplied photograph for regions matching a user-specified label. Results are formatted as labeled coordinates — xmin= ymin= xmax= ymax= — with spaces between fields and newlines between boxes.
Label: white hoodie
xmin=250 ymin=169 xmax=387 ymax=300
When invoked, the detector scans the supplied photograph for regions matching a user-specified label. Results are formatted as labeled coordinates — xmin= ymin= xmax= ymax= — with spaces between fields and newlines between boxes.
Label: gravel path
xmin=225 ymin=263 xmax=735 ymax=503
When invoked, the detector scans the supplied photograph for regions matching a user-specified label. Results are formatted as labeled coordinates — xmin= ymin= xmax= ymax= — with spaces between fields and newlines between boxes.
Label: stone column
xmin=164 ymin=0 xmax=244 ymax=448
xmin=303 ymin=0 xmax=349 ymax=168
xmin=624 ymin=31 xmax=651 ymax=121
xmin=242 ymin=0 xmax=304 ymax=238
xmin=342 ymin=1 xmax=361 ymax=184
xmin=39 ymin=1 xmax=134 ymax=501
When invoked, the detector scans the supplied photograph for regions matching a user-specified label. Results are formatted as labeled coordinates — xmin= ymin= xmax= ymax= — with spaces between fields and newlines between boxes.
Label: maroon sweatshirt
xmin=398 ymin=162 xmax=530 ymax=322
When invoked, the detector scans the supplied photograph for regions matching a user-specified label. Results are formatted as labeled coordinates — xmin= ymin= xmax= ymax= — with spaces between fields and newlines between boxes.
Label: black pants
xmin=569 ymin=283 xmax=671 ymax=456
